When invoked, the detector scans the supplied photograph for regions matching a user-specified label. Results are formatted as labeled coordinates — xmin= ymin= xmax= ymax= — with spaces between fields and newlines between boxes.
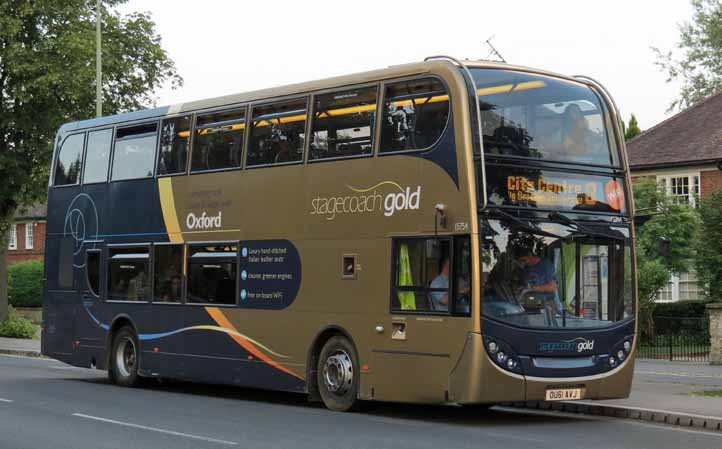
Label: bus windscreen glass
xmin=480 ymin=220 xmax=634 ymax=329
xmin=470 ymin=68 xmax=618 ymax=167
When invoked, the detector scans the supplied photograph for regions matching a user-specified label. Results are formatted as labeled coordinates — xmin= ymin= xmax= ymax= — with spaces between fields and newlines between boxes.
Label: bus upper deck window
xmin=310 ymin=86 xmax=377 ymax=161
xmin=380 ymin=78 xmax=449 ymax=153
xmin=158 ymin=115 xmax=191 ymax=176
xmin=83 ymin=129 xmax=113 ymax=184
xmin=247 ymin=99 xmax=307 ymax=167
xmin=192 ymin=109 xmax=246 ymax=172
xmin=111 ymin=123 xmax=158 ymax=181
xmin=54 ymin=133 xmax=85 ymax=186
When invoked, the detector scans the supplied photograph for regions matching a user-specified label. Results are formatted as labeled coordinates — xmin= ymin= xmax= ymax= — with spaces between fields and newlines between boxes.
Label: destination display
xmin=238 ymin=239 xmax=302 ymax=310
xmin=486 ymin=166 xmax=627 ymax=213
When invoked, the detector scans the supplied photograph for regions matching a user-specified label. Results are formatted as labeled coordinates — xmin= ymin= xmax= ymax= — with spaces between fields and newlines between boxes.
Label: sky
xmin=119 ymin=0 xmax=694 ymax=130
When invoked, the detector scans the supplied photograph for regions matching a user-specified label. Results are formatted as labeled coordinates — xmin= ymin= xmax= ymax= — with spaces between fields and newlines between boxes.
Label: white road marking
xmin=72 ymin=413 xmax=238 ymax=446
xmin=0 ymin=398 xmax=13 ymax=403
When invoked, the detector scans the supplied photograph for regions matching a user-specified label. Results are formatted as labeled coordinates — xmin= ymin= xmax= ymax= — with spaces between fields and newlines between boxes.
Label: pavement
xmin=0 ymin=336 xmax=41 ymax=357
xmin=1 ymin=354 xmax=722 ymax=449
xmin=600 ymin=359 xmax=722 ymax=417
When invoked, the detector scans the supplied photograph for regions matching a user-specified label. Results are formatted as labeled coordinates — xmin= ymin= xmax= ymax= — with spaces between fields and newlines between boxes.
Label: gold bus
xmin=42 ymin=56 xmax=636 ymax=411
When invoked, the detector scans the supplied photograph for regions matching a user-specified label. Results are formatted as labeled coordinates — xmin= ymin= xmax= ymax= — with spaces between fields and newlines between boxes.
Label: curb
xmin=0 ymin=349 xmax=44 ymax=358
xmin=504 ymin=401 xmax=722 ymax=432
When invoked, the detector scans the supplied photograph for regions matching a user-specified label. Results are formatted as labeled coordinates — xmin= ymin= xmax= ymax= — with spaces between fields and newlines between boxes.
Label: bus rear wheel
xmin=317 ymin=336 xmax=359 ymax=412
xmin=109 ymin=327 xmax=141 ymax=387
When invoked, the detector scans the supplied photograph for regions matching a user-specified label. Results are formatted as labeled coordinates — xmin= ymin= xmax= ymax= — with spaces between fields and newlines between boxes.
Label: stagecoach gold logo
xmin=310 ymin=181 xmax=421 ymax=221
xmin=538 ymin=337 xmax=595 ymax=353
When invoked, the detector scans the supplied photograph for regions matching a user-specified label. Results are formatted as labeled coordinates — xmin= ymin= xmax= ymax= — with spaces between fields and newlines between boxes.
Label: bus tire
xmin=317 ymin=336 xmax=359 ymax=412
xmin=109 ymin=326 xmax=141 ymax=387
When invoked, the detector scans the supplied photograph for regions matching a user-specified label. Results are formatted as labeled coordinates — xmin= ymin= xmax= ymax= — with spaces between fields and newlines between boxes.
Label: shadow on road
xmin=66 ymin=373 xmax=585 ymax=428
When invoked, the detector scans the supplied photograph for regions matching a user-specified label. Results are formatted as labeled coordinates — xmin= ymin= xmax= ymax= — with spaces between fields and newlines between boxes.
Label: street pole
xmin=95 ymin=0 xmax=102 ymax=117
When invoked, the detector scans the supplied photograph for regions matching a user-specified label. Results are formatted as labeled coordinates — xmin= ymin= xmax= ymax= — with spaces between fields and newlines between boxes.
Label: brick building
xmin=627 ymin=91 xmax=722 ymax=302
xmin=5 ymin=204 xmax=47 ymax=265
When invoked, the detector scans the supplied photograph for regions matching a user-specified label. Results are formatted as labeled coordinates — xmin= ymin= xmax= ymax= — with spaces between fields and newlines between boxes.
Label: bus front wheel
xmin=109 ymin=327 xmax=141 ymax=387
xmin=317 ymin=336 xmax=359 ymax=412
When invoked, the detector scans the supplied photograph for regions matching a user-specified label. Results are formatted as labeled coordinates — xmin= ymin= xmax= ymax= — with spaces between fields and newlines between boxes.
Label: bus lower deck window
xmin=187 ymin=245 xmax=238 ymax=305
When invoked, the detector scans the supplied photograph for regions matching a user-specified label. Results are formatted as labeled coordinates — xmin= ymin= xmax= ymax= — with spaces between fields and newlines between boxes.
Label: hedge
xmin=8 ymin=260 xmax=44 ymax=308
xmin=653 ymin=300 xmax=714 ymax=319
xmin=0 ymin=306 xmax=37 ymax=339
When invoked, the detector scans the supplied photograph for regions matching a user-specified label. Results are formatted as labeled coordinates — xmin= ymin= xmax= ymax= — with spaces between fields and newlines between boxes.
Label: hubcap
xmin=115 ymin=337 xmax=136 ymax=378
xmin=323 ymin=349 xmax=353 ymax=395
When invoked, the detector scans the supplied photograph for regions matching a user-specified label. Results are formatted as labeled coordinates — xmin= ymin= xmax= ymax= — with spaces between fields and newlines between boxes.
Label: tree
xmin=633 ymin=179 xmax=700 ymax=334
xmin=654 ymin=0 xmax=722 ymax=111
xmin=696 ymin=189 xmax=722 ymax=301
xmin=0 ymin=1 xmax=182 ymax=321
xmin=624 ymin=114 xmax=642 ymax=141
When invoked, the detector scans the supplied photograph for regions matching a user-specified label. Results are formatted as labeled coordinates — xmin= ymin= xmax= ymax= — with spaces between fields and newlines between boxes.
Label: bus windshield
xmin=481 ymin=219 xmax=634 ymax=329
xmin=470 ymin=68 xmax=618 ymax=167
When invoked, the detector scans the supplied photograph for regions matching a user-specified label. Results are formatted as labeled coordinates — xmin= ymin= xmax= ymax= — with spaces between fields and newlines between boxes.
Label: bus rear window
xmin=54 ymin=133 xmax=85 ymax=186
xmin=470 ymin=68 xmax=618 ymax=167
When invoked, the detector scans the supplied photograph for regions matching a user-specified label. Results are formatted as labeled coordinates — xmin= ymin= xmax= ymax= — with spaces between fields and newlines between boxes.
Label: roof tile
xmin=627 ymin=90 xmax=722 ymax=169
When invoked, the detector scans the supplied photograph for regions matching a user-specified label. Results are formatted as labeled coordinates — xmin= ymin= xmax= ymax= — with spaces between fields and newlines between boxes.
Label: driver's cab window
xmin=391 ymin=237 xmax=470 ymax=314
xmin=480 ymin=219 xmax=630 ymax=328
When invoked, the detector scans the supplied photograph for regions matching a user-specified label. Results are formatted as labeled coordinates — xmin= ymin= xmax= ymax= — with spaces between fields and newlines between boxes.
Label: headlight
xmin=483 ymin=336 xmax=523 ymax=374
xmin=609 ymin=356 xmax=617 ymax=367
xmin=623 ymin=340 xmax=632 ymax=352
xmin=488 ymin=341 xmax=498 ymax=354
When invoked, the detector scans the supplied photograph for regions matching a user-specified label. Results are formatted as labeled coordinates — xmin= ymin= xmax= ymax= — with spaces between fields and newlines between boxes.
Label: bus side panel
xmin=42 ymin=185 xmax=81 ymax=364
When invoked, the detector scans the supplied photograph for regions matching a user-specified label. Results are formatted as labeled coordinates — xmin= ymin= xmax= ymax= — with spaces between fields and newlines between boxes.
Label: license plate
xmin=545 ymin=388 xmax=583 ymax=401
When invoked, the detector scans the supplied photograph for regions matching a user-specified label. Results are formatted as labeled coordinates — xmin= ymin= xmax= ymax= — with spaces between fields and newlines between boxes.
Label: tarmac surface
xmin=1 ymin=354 xmax=721 ymax=449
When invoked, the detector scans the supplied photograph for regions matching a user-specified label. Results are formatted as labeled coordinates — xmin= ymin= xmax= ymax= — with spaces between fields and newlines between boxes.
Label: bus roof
xmin=57 ymin=59 xmax=588 ymax=134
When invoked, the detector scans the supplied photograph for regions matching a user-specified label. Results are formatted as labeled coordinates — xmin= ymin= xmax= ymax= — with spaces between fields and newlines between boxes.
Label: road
xmin=0 ymin=355 xmax=721 ymax=449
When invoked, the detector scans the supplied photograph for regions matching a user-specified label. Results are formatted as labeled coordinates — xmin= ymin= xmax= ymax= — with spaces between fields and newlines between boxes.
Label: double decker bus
xmin=42 ymin=56 xmax=636 ymax=411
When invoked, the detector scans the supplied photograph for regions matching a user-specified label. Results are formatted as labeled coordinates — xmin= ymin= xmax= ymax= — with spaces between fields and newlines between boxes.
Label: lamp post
xmin=95 ymin=0 xmax=102 ymax=117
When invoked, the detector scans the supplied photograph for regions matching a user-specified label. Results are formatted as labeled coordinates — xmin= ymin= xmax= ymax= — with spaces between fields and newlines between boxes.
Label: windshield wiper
xmin=548 ymin=211 xmax=625 ymax=241
xmin=485 ymin=208 xmax=567 ymax=240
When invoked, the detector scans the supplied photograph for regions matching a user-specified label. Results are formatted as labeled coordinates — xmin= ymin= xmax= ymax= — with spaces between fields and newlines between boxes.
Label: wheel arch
xmin=104 ymin=314 xmax=138 ymax=368
xmin=305 ymin=325 xmax=357 ymax=401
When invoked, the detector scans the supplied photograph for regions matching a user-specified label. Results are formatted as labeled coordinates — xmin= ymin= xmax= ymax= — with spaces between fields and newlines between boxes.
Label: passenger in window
xmin=430 ymin=259 xmax=450 ymax=311
xmin=274 ymin=138 xmax=293 ymax=163
xmin=161 ymin=275 xmax=182 ymax=302
xmin=385 ymin=103 xmax=412 ymax=148
xmin=128 ymin=270 xmax=147 ymax=301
